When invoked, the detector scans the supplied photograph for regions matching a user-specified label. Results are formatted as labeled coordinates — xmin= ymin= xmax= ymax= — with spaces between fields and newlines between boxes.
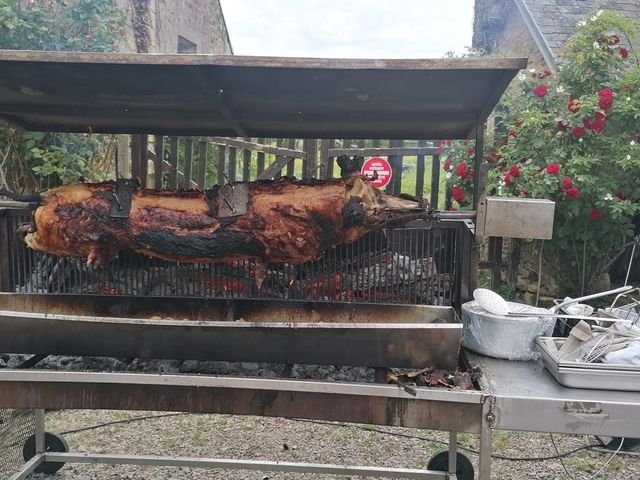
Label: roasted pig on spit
xmin=15 ymin=175 xmax=428 ymax=271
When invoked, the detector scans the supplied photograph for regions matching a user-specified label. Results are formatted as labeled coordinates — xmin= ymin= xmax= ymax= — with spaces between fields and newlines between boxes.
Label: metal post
xmin=470 ymin=123 xmax=486 ymax=296
xmin=0 ymin=210 xmax=10 ymax=291
xmin=447 ymin=431 xmax=458 ymax=480
xmin=478 ymin=400 xmax=493 ymax=480
xmin=472 ymin=125 xmax=485 ymax=210
xmin=35 ymin=409 xmax=45 ymax=454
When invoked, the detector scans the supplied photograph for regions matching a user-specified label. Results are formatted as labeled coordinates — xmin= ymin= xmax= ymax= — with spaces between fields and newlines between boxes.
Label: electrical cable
xmin=586 ymin=437 xmax=624 ymax=480
xmin=550 ymin=433 xmax=576 ymax=480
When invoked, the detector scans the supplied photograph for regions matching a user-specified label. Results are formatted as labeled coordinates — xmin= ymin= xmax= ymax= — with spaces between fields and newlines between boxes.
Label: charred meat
xmin=19 ymin=175 xmax=427 ymax=267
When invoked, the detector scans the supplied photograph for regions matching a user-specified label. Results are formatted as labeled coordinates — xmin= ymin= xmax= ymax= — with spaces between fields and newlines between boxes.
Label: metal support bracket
xmin=218 ymin=182 xmax=249 ymax=217
xmin=109 ymin=179 xmax=138 ymax=218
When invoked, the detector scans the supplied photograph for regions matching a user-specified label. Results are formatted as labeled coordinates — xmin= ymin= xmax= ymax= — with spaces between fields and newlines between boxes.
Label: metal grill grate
xmin=0 ymin=409 xmax=35 ymax=477
xmin=0 ymin=208 xmax=464 ymax=306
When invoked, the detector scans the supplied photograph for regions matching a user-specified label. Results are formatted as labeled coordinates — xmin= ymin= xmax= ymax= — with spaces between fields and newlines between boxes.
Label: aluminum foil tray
xmin=536 ymin=337 xmax=640 ymax=392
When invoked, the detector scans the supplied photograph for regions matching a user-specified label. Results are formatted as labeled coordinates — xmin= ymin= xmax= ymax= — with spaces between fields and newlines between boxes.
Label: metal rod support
xmin=43 ymin=452 xmax=446 ymax=479
xmin=8 ymin=454 xmax=45 ymax=480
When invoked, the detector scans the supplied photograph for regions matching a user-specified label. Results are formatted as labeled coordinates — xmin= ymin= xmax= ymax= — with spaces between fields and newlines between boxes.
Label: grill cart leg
xmin=448 ymin=431 xmax=458 ymax=480
xmin=19 ymin=409 xmax=69 ymax=477
xmin=478 ymin=400 xmax=493 ymax=480
xmin=426 ymin=431 xmax=474 ymax=480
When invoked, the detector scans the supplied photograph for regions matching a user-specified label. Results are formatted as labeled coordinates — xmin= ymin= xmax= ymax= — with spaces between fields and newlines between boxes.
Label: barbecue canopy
xmin=0 ymin=51 xmax=526 ymax=140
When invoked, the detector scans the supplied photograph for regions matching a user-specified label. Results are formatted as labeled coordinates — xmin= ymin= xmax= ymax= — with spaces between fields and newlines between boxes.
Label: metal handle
xmin=552 ymin=286 xmax=634 ymax=313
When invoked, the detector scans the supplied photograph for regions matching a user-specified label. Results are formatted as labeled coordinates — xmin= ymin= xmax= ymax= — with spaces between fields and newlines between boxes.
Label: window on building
xmin=177 ymin=36 xmax=197 ymax=54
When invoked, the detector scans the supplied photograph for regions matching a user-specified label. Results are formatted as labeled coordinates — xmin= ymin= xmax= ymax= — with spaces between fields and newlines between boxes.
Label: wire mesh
xmin=1 ymin=209 xmax=465 ymax=306
xmin=0 ymin=409 xmax=35 ymax=477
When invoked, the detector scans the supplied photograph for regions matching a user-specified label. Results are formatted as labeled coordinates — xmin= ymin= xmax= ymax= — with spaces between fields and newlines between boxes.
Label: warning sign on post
xmin=361 ymin=157 xmax=393 ymax=189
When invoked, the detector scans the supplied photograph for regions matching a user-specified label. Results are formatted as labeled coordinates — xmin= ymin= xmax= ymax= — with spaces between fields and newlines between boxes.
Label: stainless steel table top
xmin=467 ymin=351 xmax=640 ymax=437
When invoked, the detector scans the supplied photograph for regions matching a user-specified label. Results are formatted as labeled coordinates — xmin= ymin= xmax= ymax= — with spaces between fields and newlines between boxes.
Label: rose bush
xmin=442 ymin=10 xmax=640 ymax=295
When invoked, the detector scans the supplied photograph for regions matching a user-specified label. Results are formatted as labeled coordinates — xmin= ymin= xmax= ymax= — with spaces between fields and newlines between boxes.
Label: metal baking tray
xmin=536 ymin=337 xmax=640 ymax=392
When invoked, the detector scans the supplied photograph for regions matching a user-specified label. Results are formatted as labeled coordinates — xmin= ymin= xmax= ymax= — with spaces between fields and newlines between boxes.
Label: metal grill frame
xmin=0 ymin=207 xmax=470 ymax=308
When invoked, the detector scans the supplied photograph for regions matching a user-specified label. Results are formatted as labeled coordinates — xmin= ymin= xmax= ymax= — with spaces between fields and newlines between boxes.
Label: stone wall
xmin=115 ymin=0 xmax=232 ymax=54
xmin=473 ymin=0 xmax=547 ymax=67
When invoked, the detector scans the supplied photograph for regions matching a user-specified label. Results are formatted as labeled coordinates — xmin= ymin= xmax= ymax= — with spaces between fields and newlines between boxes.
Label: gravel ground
xmin=9 ymin=410 xmax=638 ymax=480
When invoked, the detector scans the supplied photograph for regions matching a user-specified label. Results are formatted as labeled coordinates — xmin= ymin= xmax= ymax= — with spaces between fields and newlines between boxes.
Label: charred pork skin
xmin=18 ymin=175 xmax=427 ymax=267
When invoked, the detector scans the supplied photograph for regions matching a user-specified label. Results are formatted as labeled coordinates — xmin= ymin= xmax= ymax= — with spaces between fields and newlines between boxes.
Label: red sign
xmin=361 ymin=157 xmax=392 ymax=189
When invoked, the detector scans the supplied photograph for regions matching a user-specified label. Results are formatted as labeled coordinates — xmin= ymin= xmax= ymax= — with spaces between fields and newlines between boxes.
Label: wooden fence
xmin=125 ymin=135 xmax=444 ymax=208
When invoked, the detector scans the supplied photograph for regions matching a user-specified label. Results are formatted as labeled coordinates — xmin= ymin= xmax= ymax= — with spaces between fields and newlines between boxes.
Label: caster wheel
xmin=427 ymin=449 xmax=475 ymax=480
xmin=597 ymin=436 xmax=640 ymax=451
xmin=23 ymin=431 xmax=69 ymax=475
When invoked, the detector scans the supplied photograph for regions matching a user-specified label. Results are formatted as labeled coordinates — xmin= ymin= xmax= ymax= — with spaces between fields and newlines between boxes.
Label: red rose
xmin=582 ymin=117 xmax=592 ymax=129
xmin=590 ymin=118 xmax=606 ymax=133
xmin=615 ymin=192 xmax=626 ymax=200
xmin=557 ymin=120 xmax=568 ymax=131
xmin=594 ymin=111 xmax=606 ymax=120
xmin=533 ymin=84 xmax=548 ymax=97
xmin=567 ymin=99 xmax=581 ymax=113
xmin=599 ymin=95 xmax=614 ymax=110
xmin=455 ymin=163 xmax=468 ymax=177
xmin=518 ymin=189 xmax=530 ymax=197
xmin=467 ymin=148 xmax=476 ymax=157
xmin=620 ymin=47 xmax=629 ymax=58
xmin=437 ymin=145 xmax=444 ymax=154
xmin=443 ymin=159 xmax=452 ymax=171
xmin=598 ymin=88 xmax=613 ymax=98
xmin=487 ymin=151 xmax=497 ymax=162
xmin=452 ymin=186 xmax=465 ymax=203
xmin=546 ymin=163 xmax=560 ymax=175
xmin=561 ymin=177 xmax=573 ymax=190
xmin=448 ymin=207 xmax=458 ymax=211
xmin=509 ymin=165 xmax=521 ymax=178
xmin=572 ymin=126 xmax=586 ymax=138
xmin=516 ymin=118 xmax=524 ymax=127
xmin=588 ymin=208 xmax=602 ymax=221
xmin=509 ymin=129 xmax=517 ymax=138
xmin=565 ymin=187 xmax=580 ymax=199
xmin=504 ymin=173 xmax=512 ymax=187
xmin=498 ymin=139 xmax=508 ymax=147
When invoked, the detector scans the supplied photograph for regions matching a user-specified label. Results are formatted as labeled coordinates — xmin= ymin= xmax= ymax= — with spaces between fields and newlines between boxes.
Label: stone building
xmin=115 ymin=0 xmax=233 ymax=54
xmin=473 ymin=0 xmax=640 ymax=70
